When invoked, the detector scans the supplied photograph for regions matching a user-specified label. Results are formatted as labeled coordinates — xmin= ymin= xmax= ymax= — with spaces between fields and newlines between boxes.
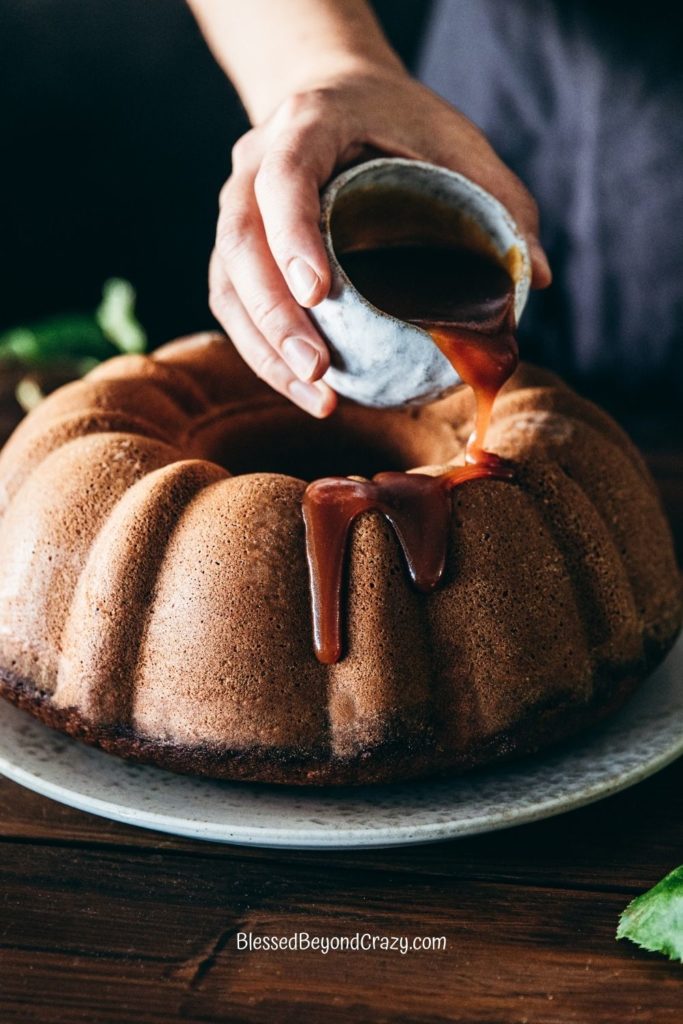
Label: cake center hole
xmin=197 ymin=406 xmax=449 ymax=481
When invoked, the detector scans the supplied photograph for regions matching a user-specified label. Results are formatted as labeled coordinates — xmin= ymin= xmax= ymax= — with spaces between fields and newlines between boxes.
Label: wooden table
xmin=0 ymin=395 xmax=681 ymax=1023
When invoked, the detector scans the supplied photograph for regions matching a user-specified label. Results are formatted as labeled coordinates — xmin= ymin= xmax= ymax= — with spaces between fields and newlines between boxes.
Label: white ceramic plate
xmin=0 ymin=635 xmax=681 ymax=849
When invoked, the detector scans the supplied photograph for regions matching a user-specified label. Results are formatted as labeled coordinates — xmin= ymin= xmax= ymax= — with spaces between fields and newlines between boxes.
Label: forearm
xmin=187 ymin=0 xmax=404 ymax=122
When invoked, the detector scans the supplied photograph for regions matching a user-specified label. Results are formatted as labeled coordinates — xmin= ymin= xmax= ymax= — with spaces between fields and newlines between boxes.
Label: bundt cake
xmin=0 ymin=332 xmax=679 ymax=784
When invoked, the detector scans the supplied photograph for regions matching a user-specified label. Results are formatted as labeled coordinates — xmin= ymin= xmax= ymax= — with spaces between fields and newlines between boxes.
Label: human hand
xmin=209 ymin=64 xmax=551 ymax=418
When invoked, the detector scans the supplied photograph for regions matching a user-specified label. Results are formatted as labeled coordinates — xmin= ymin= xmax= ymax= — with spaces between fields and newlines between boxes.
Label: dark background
xmin=0 ymin=0 xmax=679 ymax=444
xmin=0 ymin=0 xmax=429 ymax=344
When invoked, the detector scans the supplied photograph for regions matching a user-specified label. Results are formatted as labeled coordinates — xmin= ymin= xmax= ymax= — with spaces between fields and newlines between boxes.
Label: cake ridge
xmin=90 ymin=353 xmax=211 ymax=416
xmin=55 ymin=459 xmax=229 ymax=724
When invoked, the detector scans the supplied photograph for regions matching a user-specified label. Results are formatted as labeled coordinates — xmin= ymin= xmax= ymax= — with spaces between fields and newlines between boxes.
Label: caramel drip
xmin=428 ymin=310 xmax=517 ymax=463
xmin=303 ymin=244 xmax=519 ymax=663
xmin=303 ymin=458 xmax=513 ymax=664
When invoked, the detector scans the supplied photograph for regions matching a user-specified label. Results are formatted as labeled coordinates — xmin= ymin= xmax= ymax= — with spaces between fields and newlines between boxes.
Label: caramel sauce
xmin=303 ymin=245 xmax=519 ymax=664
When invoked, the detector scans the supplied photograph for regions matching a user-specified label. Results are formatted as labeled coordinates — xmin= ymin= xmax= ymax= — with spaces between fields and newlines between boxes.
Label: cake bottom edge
xmin=0 ymin=645 xmax=674 ymax=786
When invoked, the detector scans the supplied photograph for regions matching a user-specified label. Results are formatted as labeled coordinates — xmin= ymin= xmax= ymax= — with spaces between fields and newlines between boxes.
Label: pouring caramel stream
xmin=303 ymin=244 xmax=519 ymax=664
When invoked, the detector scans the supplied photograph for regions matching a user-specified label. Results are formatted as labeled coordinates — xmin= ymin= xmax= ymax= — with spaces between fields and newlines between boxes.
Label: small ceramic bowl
xmin=310 ymin=158 xmax=531 ymax=408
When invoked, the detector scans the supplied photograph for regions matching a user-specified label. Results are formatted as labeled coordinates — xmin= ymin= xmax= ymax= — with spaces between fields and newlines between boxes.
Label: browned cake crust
xmin=0 ymin=333 xmax=680 ymax=785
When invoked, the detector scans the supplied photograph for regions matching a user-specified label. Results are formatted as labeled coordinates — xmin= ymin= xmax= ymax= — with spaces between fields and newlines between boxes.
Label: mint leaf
xmin=96 ymin=278 xmax=147 ymax=354
xmin=0 ymin=315 xmax=110 ymax=366
xmin=617 ymin=865 xmax=683 ymax=962
xmin=0 ymin=279 xmax=147 ymax=373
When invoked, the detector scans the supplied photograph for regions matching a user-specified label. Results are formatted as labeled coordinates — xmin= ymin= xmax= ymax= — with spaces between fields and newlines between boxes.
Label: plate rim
xmin=1 ymin=736 xmax=682 ymax=850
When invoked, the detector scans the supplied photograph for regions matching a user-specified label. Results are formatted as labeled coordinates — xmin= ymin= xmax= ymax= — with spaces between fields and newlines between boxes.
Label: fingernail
xmin=283 ymin=337 xmax=320 ymax=381
xmin=287 ymin=257 xmax=320 ymax=305
xmin=289 ymin=379 xmax=327 ymax=417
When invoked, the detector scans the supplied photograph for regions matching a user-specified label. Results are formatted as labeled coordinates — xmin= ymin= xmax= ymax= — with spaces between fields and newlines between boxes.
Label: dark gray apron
xmin=417 ymin=0 xmax=683 ymax=407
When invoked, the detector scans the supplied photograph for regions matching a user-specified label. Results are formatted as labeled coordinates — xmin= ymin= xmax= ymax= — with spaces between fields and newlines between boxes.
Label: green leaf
xmin=96 ymin=278 xmax=147 ymax=354
xmin=617 ymin=865 xmax=683 ymax=963
xmin=0 ymin=279 xmax=147 ymax=375
xmin=0 ymin=315 xmax=112 ymax=366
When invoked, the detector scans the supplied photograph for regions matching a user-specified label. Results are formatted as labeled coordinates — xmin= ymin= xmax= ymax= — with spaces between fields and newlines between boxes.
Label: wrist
xmin=247 ymin=52 xmax=407 ymax=124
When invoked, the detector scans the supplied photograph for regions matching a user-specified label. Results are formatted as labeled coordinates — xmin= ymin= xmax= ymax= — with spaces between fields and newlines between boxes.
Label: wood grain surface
xmin=0 ymin=402 xmax=681 ymax=1023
